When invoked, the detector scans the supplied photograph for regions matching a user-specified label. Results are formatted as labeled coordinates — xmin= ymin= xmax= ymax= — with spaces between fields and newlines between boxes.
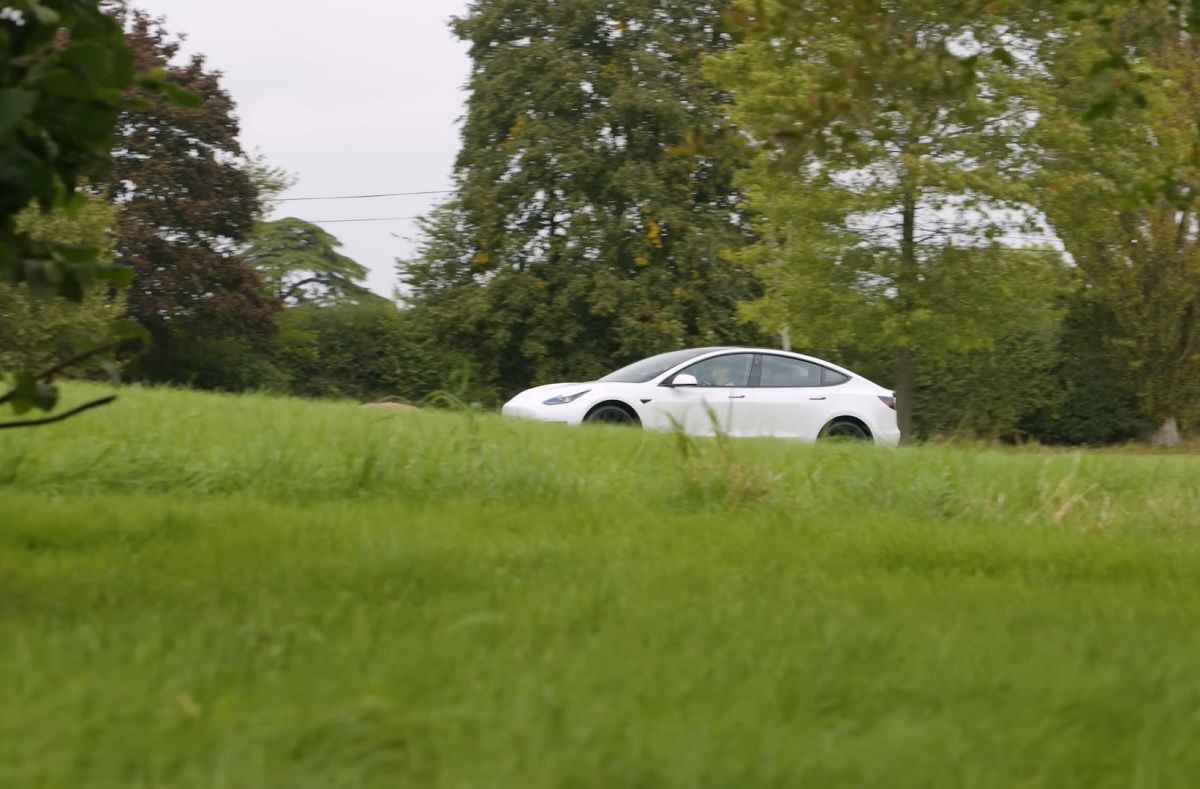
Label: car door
xmin=731 ymin=354 xmax=839 ymax=439
xmin=647 ymin=353 xmax=754 ymax=436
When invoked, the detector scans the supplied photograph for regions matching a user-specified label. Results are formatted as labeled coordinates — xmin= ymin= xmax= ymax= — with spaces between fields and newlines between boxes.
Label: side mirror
xmin=670 ymin=373 xmax=699 ymax=387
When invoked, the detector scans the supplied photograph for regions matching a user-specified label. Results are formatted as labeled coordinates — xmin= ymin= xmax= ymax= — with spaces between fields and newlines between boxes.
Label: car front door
xmin=731 ymin=354 xmax=837 ymax=439
xmin=646 ymin=353 xmax=754 ymax=436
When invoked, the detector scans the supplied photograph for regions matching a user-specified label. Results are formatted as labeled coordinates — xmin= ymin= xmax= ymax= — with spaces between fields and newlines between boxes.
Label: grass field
xmin=4 ymin=384 xmax=1200 ymax=787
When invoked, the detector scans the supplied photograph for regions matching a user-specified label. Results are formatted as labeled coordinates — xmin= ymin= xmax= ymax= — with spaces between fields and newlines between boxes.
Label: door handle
xmin=809 ymin=396 xmax=826 ymax=401
xmin=729 ymin=394 xmax=746 ymax=399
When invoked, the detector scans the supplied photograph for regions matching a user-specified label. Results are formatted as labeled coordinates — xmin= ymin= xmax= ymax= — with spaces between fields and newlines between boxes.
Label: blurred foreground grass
xmin=3 ymin=384 xmax=1200 ymax=787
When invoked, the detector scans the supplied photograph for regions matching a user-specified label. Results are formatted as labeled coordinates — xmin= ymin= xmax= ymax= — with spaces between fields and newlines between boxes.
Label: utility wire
xmin=308 ymin=216 xmax=420 ymax=224
xmin=274 ymin=189 xmax=453 ymax=203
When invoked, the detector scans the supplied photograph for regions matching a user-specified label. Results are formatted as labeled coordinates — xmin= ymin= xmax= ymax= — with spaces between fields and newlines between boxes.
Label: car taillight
xmin=878 ymin=395 xmax=896 ymax=410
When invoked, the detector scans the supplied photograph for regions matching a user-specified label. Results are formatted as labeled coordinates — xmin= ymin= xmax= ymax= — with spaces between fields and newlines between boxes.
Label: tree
xmin=905 ymin=251 xmax=1072 ymax=441
xmin=1 ymin=196 xmax=125 ymax=373
xmin=96 ymin=9 xmax=277 ymax=383
xmin=402 ymin=0 xmax=760 ymax=398
xmin=712 ymin=0 xmax=1062 ymax=441
xmin=245 ymin=218 xmax=379 ymax=306
xmin=1035 ymin=7 xmax=1200 ymax=444
xmin=1 ymin=0 xmax=136 ymax=422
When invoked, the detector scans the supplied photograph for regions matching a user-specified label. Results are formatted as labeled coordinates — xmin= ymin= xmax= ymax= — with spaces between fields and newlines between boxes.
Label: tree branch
xmin=0 ymin=341 xmax=123 ymax=407
xmin=280 ymin=276 xmax=325 ymax=302
xmin=0 ymin=396 xmax=118 ymax=431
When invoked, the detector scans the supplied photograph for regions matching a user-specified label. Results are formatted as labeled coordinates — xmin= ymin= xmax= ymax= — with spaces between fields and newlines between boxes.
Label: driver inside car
xmin=708 ymin=358 xmax=743 ymax=387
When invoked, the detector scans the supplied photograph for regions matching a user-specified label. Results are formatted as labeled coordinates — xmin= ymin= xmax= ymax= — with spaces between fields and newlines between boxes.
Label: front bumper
xmin=501 ymin=400 xmax=580 ymax=425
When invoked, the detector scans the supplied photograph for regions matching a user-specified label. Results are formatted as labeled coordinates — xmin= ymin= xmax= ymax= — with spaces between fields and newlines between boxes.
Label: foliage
xmin=97 ymin=9 xmax=277 ymax=354
xmin=245 ymin=218 xmax=379 ymax=306
xmin=402 ymin=0 xmax=761 ymax=397
xmin=0 ymin=0 xmax=140 ymax=420
xmin=7 ymin=385 xmax=1200 ymax=784
xmin=243 ymin=148 xmax=297 ymax=216
xmin=0 ymin=0 xmax=134 ymax=301
xmin=910 ymin=254 xmax=1072 ymax=441
xmin=128 ymin=334 xmax=289 ymax=394
xmin=1021 ymin=299 xmax=1145 ymax=445
xmin=714 ymin=1 xmax=1057 ymax=439
xmin=0 ymin=196 xmax=125 ymax=373
xmin=1034 ymin=11 xmax=1200 ymax=441
xmin=272 ymin=302 xmax=471 ymax=403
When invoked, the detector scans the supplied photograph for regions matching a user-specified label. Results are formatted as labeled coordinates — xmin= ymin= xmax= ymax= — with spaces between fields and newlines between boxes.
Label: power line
xmin=308 ymin=216 xmax=420 ymax=224
xmin=274 ymin=189 xmax=453 ymax=203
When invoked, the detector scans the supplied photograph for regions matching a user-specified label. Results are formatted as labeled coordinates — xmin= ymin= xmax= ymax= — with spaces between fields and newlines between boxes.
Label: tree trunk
xmin=780 ymin=327 xmax=791 ymax=351
xmin=896 ymin=188 xmax=917 ymax=444
xmin=895 ymin=347 xmax=915 ymax=443
xmin=1150 ymin=415 xmax=1182 ymax=447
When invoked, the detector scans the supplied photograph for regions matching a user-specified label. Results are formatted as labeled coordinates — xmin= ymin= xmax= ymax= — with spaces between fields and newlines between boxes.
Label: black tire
xmin=584 ymin=404 xmax=639 ymax=427
xmin=819 ymin=419 xmax=871 ymax=442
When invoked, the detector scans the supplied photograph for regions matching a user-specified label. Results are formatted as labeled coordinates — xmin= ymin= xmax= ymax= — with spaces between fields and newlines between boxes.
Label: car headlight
xmin=542 ymin=389 xmax=590 ymax=406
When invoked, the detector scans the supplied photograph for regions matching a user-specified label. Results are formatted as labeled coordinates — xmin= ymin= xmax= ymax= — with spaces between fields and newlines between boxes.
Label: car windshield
xmin=599 ymin=348 xmax=727 ymax=383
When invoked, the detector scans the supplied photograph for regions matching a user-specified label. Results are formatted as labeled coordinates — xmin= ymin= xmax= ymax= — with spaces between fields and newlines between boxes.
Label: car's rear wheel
xmin=584 ymin=403 xmax=640 ymax=427
xmin=819 ymin=418 xmax=871 ymax=442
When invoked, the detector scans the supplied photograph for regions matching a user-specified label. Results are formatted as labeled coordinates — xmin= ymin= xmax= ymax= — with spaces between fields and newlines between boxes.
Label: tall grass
xmin=3 ymin=384 xmax=1200 ymax=787
xmin=4 ymin=383 xmax=1200 ymax=529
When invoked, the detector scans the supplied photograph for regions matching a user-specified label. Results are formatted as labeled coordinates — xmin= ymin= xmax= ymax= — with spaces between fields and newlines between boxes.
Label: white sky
xmin=134 ymin=0 xmax=473 ymax=297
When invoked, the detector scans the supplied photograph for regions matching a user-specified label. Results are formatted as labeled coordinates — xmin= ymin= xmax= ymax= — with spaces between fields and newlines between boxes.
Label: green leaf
xmin=0 ymin=89 xmax=37 ymax=138
xmin=33 ymin=380 xmax=59 ymax=411
xmin=1082 ymin=97 xmax=1118 ymax=121
xmin=101 ymin=265 xmax=134 ymax=288
xmin=28 ymin=2 xmax=61 ymax=26
xmin=111 ymin=319 xmax=151 ymax=346
xmin=161 ymin=82 xmax=203 ymax=109
xmin=10 ymin=372 xmax=37 ymax=415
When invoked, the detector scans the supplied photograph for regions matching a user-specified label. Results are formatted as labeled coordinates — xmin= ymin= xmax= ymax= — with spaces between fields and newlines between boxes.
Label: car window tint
xmin=758 ymin=355 xmax=824 ymax=388
xmin=599 ymin=348 xmax=727 ymax=383
xmin=822 ymin=369 xmax=850 ymax=386
xmin=680 ymin=354 xmax=753 ymax=387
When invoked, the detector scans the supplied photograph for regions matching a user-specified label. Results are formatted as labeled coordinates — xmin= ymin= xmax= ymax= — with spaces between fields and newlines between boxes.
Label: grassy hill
xmin=3 ymin=384 xmax=1200 ymax=787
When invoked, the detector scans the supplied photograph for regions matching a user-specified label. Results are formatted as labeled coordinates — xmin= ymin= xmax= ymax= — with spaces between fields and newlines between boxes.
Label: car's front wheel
xmin=818 ymin=418 xmax=871 ymax=442
xmin=584 ymin=403 xmax=640 ymax=427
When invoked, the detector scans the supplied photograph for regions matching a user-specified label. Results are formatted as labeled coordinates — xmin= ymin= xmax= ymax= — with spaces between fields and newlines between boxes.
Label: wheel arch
xmin=818 ymin=414 xmax=872 ymax=438
xmin=584 ymin=399 xmax=641 ymax=425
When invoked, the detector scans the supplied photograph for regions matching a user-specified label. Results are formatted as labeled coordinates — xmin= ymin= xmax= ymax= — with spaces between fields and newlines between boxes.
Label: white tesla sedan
xmin=501 ymin=347 xmax=901 ymax=446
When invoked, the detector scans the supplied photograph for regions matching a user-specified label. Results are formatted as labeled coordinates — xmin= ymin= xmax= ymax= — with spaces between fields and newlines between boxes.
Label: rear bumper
xmin=873 ymin=427 xmax=902 ymax=447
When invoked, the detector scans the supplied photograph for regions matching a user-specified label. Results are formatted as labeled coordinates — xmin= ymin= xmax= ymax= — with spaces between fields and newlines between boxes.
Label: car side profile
xmin=501 ymin=347 xmax=901 ymax=446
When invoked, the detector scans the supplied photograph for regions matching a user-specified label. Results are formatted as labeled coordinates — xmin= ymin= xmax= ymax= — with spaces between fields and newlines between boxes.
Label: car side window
xmin=679 ymin=354 xmax=754 ymax=387
xmin=822 ymin=369 xmax=850 ymax=386
xmin=757 ymin=355 xmax=825 ymax=388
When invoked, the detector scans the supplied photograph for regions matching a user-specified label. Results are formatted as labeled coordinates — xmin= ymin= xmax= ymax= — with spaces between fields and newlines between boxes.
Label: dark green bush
xmin=272 ymin=303 xmax=483 ymax=404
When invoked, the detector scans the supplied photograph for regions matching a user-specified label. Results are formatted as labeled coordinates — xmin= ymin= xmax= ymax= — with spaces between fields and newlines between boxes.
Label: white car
xmin=501 ymin=347 xmax=901 ymax=446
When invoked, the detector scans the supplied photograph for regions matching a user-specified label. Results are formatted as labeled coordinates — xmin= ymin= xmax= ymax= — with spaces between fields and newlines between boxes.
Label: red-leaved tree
xmin=97 ymin=9 xmax=277 ymax=382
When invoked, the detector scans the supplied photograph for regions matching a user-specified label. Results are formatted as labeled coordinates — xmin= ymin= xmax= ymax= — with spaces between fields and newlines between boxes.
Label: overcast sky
xmin=135 ymin=0 xmax=473 ymax=296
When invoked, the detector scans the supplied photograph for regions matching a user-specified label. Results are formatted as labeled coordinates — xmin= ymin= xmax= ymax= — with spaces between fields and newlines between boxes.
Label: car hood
xmin=510 ymin=380 xmax=643 ymax=402
xmin=504 ymin=382 xmax=595 ymax=402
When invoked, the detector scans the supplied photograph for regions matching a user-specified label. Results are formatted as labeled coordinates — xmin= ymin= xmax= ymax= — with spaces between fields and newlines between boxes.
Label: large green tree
xmin=96 ymin=9 xmax=277 ymax=383
xmin=402 ymin=0 xmax=759 ymax=398
xmin=1035 ymin=6 xmax=1200 ymax=444
xmin=713 ymin=0 xmax=1063 ymax=440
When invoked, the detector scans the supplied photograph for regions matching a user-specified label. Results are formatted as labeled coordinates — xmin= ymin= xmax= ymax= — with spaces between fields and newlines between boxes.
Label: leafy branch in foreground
xmin=1 ymin=1 xmax=137 ymax=423
xmin=0 ymin=329 xmax=144 ymax=430
xmin=0 ymin=0 xmax=135 ymax=301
